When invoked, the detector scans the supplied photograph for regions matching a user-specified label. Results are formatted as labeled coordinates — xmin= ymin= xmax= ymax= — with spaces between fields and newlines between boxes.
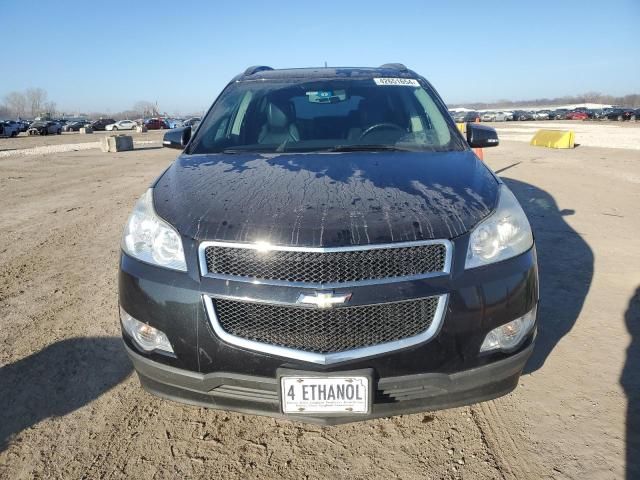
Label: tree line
xmin=450 ymin=92 xmax=640 ymax=110
xmin=0 ymin=94 xmax=171 ymax=120
xmin=1 ymin=88 xmax=55 ymax=118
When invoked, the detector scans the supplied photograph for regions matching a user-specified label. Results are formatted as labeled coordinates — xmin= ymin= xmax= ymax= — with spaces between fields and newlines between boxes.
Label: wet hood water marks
xmin=153 ymin=151 xmax=499 ymax=247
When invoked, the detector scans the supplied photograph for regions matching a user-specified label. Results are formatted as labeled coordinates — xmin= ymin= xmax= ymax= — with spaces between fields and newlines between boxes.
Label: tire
xmin=113 ymin=126 xmax=118 ymax=131
xmin=57 ymin=129 xmax=61 ymax=135
xmin=11 ymin=131 xmax=17 ymax=137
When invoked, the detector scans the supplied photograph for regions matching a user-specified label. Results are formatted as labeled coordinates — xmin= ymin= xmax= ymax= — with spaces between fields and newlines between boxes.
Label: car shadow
xmin=0 ymin=336 xmax=132 ymax=452
xmin=621 ymin=287 xmax=640 ymax=479
xmin=500 ymin=177 xmax=594 ymax=374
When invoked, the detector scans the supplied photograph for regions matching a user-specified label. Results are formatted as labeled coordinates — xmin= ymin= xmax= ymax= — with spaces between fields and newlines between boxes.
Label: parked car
xmin=494 ymin=111 xmax=513 ymax=122
xmin=550 ymin=109 xmax=569 ymax=120
xmin=601 ymin=108 xmax=635 ymax=121
xmin=63 ymin=120 xmax=91 ymax=132
xmin=512 ymin=110 xmax=535 ymax=121
xmin=166 ymin=118 xmax=183 ymax=129
xmin=106 ymin=120 xmax=138 ymax=131
xmin=453 ymin=111 xmax=480 ymax=123
xmin=27 ymin=120 xmax=62 ymax=135
xmin=565 ymin=111 xmax=588 ymax=120
xmin=182 ymin=117 xmax=201 ymax=127
xmin=90 ymin=118 xmax=116 ymax=131
xmin=145 ymin=118 xmax=169 ymax=130
xmin=633 ymin=109 xmax=640 ymax=121
xmin=481 ymin=112 xmax=496 ymax=122
xmin=2 ymin=120 xmax=22 ymax=134
xmin=0 ymin=121 xmax=20 ymax=137
xmin=533 ymin=110 xmax=550 ymax=120
xmin=119 ymin=64 xmax=538 ymax=425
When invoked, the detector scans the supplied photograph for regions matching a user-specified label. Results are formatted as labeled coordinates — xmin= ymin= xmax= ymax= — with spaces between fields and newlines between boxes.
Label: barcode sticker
xmin=373 ymin=78 xmax=420 ymax=87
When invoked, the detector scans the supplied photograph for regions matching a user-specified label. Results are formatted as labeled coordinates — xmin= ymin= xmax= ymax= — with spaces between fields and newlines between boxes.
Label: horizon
xmin=2 ymin=0 xmax=639 ymax=114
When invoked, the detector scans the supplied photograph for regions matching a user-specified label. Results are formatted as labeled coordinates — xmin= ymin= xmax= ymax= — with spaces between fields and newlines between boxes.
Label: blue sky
xmin=2 ymin=0 xmax=638 ymax=114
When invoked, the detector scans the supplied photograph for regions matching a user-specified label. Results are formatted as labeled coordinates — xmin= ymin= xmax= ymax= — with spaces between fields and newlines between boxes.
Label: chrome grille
xmin=202 ymin=241 xmax=448 ymax=285
xmin=212 ymin=297 xmax=440 ymax=354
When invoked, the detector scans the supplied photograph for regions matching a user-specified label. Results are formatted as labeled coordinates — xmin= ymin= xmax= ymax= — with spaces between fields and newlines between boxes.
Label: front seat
xmin=258 ymin=102 xmax=300 ymax=145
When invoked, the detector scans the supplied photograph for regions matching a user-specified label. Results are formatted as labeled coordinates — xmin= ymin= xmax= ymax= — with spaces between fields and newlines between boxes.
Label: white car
xmin=105 ymin=120 xmax=137 ymax=131
xmin=481 ymin=112 xmax=496 ymax=122
xmin=494 ymin=111 xmax=514 ymax=122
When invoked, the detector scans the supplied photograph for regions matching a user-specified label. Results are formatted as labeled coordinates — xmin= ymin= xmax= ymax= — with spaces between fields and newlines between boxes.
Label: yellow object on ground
xmin=530 ymin=130 xmax=575 ymax=149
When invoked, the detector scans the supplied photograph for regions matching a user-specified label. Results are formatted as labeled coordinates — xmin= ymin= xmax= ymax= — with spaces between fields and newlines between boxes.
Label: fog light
xmin=480 ymin=306 xmax=537 ymax=353
xmin=120 ymin=307 xmax=174 ymax=354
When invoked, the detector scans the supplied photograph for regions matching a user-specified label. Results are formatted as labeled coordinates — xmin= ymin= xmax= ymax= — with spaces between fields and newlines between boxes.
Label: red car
xmin=145 ymin=118 xmax=169 ymax=130
xmin=566 ymin=111 xmax=589 ymax=120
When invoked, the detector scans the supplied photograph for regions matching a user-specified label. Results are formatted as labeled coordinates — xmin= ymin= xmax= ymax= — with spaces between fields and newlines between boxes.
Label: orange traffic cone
xmin=473 ymin=117 xmax=484 ymax=160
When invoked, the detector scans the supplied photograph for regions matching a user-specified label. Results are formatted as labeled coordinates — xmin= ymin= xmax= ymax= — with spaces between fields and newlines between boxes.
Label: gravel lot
xmin=0 ymin=130 xmax=164 ymax=158
xmin=0 ymin=128 xmax=638 ymax=479
xmin=490 ymin=120 xmax=640 ymax=150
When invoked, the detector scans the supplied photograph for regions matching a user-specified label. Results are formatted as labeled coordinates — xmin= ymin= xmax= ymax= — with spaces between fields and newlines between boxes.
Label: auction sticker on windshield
xmin=281 ymin=376 xmax=370 ymax=414
xmin=373 ymin=77 xmax=420 ymax=86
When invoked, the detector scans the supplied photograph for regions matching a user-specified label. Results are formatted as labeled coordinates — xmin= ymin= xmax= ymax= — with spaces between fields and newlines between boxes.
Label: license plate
xmin=281 ymin=376 xmax=370 ymax=414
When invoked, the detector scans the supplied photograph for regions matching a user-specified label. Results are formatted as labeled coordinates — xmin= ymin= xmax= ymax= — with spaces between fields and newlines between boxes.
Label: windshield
xmin=188 ymin=78 xmax=465 ymax=154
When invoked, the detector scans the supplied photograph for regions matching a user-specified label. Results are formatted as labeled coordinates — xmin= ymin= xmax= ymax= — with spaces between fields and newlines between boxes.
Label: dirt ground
xmin=0 ymin=127 xmax=638 ymax=479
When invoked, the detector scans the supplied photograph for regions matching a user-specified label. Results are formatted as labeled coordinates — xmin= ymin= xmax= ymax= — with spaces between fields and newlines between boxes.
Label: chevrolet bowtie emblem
xmin=297 ymin=291 xmax=352 ymax=309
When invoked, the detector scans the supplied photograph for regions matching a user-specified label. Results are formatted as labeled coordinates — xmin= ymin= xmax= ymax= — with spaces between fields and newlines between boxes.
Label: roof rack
xmin=243 ymin=65 xmax=274 ymax=76
xmin=379 ymin=63 xmax=408 ymax=72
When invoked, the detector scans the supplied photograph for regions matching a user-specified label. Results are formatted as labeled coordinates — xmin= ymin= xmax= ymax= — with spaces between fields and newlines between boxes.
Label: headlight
xmin=122 ymin=189 xmax=187 ymax=271
xmin=120 ymin=307 xmax=174 ymax=353
xmin=466 ymin=184 xmax=533 ymax=269
xmin=480 ymin=306 xmax=537 ymax=353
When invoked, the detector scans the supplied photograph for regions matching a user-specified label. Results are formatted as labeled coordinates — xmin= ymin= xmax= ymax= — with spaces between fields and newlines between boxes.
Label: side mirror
xmin=466 ymin=123 xmax=499 ymax=148
xmin=162 ymin=126 xmax=191 ymax=149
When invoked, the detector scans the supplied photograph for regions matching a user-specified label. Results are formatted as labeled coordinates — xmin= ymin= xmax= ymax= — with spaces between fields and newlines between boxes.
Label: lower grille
xmin=212 ymin=297 xmax=440 ymax=354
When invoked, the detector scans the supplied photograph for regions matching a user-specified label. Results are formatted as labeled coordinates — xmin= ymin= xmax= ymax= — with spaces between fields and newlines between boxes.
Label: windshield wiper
xmin=328 ymin=144 xmax=413 ymax=152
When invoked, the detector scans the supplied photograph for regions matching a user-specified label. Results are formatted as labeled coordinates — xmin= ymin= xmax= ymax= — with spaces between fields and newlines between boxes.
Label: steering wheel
xmin=359 ymin=123 xmax=404 ymax=140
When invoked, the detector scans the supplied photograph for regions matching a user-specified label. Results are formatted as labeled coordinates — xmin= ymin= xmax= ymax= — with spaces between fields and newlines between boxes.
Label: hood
xmin=153 ymin=151 xmax=499 ymax=247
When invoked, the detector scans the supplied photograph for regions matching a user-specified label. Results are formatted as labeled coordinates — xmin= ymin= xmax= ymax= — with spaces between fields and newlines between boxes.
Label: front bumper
xmin=125 ymin=340 xmax=534 ymax=425
xmin=119 ymin=232 xmax=538 ymax=423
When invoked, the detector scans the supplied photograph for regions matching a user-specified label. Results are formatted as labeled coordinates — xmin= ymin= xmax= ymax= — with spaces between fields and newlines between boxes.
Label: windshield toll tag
xmin=373 ymin=78 xmax=420 ymax=87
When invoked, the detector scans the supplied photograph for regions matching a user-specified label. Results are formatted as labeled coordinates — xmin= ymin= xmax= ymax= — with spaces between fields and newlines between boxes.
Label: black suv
xmin=90 ymin=118 xmax=116 ymax=131
xmin=119 ymin=65 xmax=538 ymax=424
xmin=602 ymin=108 xmax=635 ymax=121
xmin=453 ymin=111 xmax=480 ymax=123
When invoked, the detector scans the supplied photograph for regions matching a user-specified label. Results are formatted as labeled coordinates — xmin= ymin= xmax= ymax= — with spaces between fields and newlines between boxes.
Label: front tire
xmin=112 ymin=126 xmax=118 ymax=131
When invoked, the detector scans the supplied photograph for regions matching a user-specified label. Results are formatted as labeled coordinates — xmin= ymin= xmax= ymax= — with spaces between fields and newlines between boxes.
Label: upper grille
xmin=202 ymin=242 xmax=448 ymax=284
xmin=212 ymin=297 xmax=440 ymax=354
